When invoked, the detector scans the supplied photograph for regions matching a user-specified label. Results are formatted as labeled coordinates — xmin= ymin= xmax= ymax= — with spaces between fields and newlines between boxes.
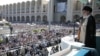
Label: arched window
xmin=36 ymin=16 xmax=41 ymax=22
xmin=17 ymin=3 xmax=20 ymax=13
xmin=26 ymin=1 xmax=30 ymax=13
xmin=13 ymin=16 xmax=16 ymax=22
xmin=21 ymin=16 xmax=25 ymax=22
xmin=31 ymin=16 xmax=35 ymax=22
xmin=60 ymin=16 xmax=66 ymax=24
xmin=6 ymin=17 xmax=8 ymax=21
xmin=26 ymin=16 xmax=30 ymax=23
xmin=10 ymin=17 xmax=12 ymax=22
xmin=31 ymin=1 xmax=35 ymax=12
xmin=21 ymin=2 xmax=25 ymax=13
xmin=74 ymin=0 xmax=81 ymax=10
xmin=43 ymin=15 xmax=48 ymax=24
xmin=17 ymin=16 xmax=20 ymax=22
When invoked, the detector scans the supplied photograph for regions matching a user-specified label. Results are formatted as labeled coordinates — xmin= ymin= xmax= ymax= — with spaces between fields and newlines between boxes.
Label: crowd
xmin=0 ymin=24 xmax=77 ymax=56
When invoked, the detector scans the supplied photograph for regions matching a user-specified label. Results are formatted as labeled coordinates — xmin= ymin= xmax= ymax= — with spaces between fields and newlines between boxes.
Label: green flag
xmin=0 ymin=38 xmax=3 ymax=43
xmin=79 ymin=0 xmax=88 ymax=4
xmin=96 ymin=0 xmax=100 ymax=5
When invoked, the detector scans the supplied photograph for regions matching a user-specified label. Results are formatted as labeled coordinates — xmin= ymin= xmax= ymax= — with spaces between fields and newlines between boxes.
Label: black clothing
xmin=84 ymin=15 xmax=96 ymax=48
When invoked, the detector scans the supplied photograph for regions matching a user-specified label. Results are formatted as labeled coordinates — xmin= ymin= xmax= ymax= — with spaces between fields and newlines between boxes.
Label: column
xmin=29 ymin=1 xmax=32 ymax=23
xmin=15 ymin=4 xmax=17 ymax=22
xmin=92 ymin=0 xmax=95 ymax=15
xmin=12 ymin=4 xmax=14 ymax=22
xmin=80 ymin=0 xmax=84 ymax=16
xmin=2 ymin=6 xmax=3 ymax=19
xmin=8 ymin=5 xmax=10 ymax=21
xmin=24 ymin=2 xmax=26 ymax=22
xmin=3 ymin=6 xmax=5 ymax=19
xmin=1 ymin=6 xmax=2 ymax=19
xmin=3 ymin=6 xmax=6 ymax=19
xmin=6 ymin=5 xmax=8 ymax=20
xmin=4 ymin=6 xmax=6 ymax=19
xmin=11 ymin=5 xmax=13 ymax=22
xmin=2 ymin=6 xmax=4 ymax=19
xmin=66 ymin=0 xmax=74 ymax=21
xmin=20 ymin=3 xmax=22 ymax=23
xmin=47 ymin=0 xmax=54 ymax=30
xmin=35 ymin=0 xmax=37 ymax=23
xmin=41 ymin=0 xmax=43 ymax=23
xmin=16 ymin=4 xmax=18 ymax=22
xmin=48 ymin=0 xmax=54 ymax=23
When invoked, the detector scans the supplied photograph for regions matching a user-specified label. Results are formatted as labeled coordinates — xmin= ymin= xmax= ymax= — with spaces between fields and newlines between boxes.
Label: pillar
xmin=15 ymin=4 xmax=17 ymax=22
xmin=20 ymin=3 xmax=22 ymax=23
xmin=35 ymin=0 xmax=37 ymax=23
xmin=48 ymin=0 xmax=54 ymax=23
xmin=12 ymin=4 xmax=14 ymax=22
xmin=8 ymin=5 xmax=10 ymax=21
xmin=41 ymin=0 xmax=43 ymax=23
xmin=29 ymin=1 xmax=32 ymax=23
xmin=25 ymin=2 xmax=27 ymax=22
xmin=66 ymin=0 xmax=74 ymax=21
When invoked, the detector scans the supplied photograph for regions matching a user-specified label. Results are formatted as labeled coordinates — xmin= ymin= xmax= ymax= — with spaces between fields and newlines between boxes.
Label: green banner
xmin=79 ymin=0 xmax=88 ymax=4
xmin=96 ymin=0 xmax=100 ymax=5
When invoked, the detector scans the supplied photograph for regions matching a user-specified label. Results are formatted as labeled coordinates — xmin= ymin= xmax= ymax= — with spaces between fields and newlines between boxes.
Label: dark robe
xmin=85 ymin=15 xmax=96 ymax=48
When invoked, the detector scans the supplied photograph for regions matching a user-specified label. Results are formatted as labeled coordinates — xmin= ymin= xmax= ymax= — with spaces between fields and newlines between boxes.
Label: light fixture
xmin=46 ymin=0 xmax=50 ymax=2
xmin=35 ymin=0 xmax=37 ymax=2
xmin=88 ymin=0 xmax=91 ymax=3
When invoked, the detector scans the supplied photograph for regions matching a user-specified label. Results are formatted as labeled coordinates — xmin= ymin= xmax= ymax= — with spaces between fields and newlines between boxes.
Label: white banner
xmin=57 ymin=2 xmax=66 ymax=12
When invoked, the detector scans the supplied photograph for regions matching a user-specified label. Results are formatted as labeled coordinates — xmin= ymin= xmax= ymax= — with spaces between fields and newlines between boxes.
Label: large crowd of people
xmin=0 ymin=24 xmax=78 ymax=56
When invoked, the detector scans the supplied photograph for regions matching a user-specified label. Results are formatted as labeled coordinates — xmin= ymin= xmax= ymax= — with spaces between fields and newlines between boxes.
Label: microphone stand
xmin=73 ymin=19 xmax=76 ymax=41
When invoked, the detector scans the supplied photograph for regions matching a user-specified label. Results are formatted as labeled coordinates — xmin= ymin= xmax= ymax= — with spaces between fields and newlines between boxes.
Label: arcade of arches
xmin=7 ymin=16 xmax=35 ymax=23
xmin=6 ymin=15 xmax=48 ymax=23
xmin=6 ymin=16 xmax=67 ymax=24
xmin=5 ymin=14 xmax=100 ymax=24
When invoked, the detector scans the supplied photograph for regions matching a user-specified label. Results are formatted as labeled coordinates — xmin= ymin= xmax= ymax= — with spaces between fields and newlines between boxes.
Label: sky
xmin=0 ymin=0 xmax=32 ymax=5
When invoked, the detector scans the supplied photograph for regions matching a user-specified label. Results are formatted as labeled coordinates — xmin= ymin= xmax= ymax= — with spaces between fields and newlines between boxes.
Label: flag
xmin=96 ymin=0 xmax=100 ymax=5
xmin=0 ymin=38 xmax=3 ymax=43
xmin=79 ymin=0 xmax=88 ymax=4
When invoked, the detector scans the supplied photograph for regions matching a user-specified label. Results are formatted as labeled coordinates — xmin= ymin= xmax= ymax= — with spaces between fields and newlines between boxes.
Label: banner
xmin=79 ymin=0 xmax=88 ymax=4
xmin=96 ymin=0 xmax=100 ymax=5
xmin=57 ymin=2 xmax=67 ymax=12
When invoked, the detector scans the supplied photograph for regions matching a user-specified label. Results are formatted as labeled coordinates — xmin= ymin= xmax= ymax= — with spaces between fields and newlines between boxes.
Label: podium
xmin=96 ymin=36 xmax=100 ymax=56
xmin=75 ymin=49 xmax=90 ymax=56
xmin=51 ymin=35 xmax=98 ymax=56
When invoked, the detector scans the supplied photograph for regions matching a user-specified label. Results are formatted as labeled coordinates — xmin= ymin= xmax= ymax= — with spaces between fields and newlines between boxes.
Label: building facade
xmin=0 ymin=0 xmax=100 ymax=23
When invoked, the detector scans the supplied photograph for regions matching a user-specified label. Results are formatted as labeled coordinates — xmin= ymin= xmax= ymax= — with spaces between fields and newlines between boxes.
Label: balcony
xmin=94 ymin=10 xmax=100 ymax=11
xmin=73 ymin=10 xmax=80 ymax=13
